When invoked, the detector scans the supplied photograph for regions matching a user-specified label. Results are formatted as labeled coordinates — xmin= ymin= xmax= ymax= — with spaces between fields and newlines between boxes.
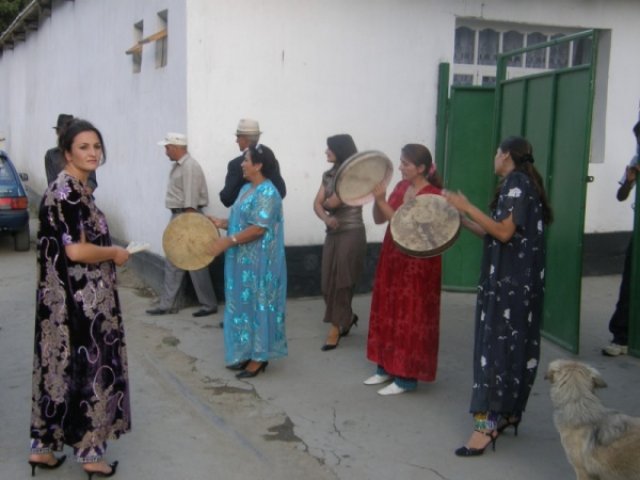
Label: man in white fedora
xmin=147 ymin=132 xmax=219 ymax=317
xmin=219 ymin=118 xmax=287 ymax=207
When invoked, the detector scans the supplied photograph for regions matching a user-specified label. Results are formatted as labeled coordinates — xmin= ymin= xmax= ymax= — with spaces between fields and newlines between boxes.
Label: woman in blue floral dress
xmin=445 ymin=136 xmax=552 ymax=457
xmin=209 ymin=144 xmax=287 ymax=378
xmin=29 ymin=119 xmax=130 ymax=478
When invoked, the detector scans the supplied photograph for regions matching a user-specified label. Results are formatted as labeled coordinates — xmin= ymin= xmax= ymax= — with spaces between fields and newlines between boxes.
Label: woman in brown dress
xmin=313 ymin=134 xmax=366 ymax=350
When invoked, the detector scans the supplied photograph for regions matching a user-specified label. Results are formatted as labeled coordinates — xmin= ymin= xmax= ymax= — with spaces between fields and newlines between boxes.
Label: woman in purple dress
xmin=28 ymin=119 xmax=131 ymax=479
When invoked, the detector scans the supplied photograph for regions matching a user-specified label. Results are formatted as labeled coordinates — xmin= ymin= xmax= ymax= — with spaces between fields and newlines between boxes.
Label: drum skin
xmin=390 ymin=194 xmax=460 ymax=258
xmin=335 ymin=150 xmax=393 ymax=206
xmin=162 ymin=212 xmax=220 ymax=270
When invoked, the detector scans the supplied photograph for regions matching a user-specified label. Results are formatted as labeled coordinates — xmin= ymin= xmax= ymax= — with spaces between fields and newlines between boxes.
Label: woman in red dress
xmin=365 ymin=144 xmax=443 ymax=395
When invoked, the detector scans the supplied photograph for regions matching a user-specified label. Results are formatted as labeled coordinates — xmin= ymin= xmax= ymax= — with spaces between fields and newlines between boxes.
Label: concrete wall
xmin=1 ymin=0 xmax=639 ymax=256
xmin=0 ymin=0 xmax=188 ymax=251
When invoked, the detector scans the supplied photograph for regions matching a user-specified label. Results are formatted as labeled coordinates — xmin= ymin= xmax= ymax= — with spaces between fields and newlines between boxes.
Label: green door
xmin=495 ymin=31 xmax=598 ymax=353
xmin=441 ymin=86 xmax=495 ymax=290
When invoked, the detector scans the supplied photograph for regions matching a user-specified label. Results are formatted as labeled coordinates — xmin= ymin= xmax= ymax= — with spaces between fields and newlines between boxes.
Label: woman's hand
xmin=112 ymin=247 xmax=130 ymax=266
xmin=208 ymin=216 xmax=228 ymax=230
xmin=443 ymin=189 xmax=471 ymax=213
xmin=207 ymin=237 xmax=232 ymax=257
xmin=372 ymin=183 xmax=387 ymax=203
xmin=325 ymin=217 xmax=339 ymax=230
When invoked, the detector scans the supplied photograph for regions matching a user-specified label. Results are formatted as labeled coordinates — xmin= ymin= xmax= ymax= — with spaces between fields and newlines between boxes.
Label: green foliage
xmin=0 ymin=0 xmax=27 ymax=34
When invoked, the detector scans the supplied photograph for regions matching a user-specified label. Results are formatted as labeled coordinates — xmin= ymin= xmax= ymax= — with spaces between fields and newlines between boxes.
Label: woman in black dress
xmin=445 ymin=136 xmax=552 ymax=457
xmin=28 ymin=119 xmax=131 ymax=478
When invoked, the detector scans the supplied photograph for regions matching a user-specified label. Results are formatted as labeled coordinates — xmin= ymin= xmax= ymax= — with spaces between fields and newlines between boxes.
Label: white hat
xmin=158 ymin=132 xmax=188 ymax=146
xmin=235 ymin=119 xmax=261 ymax=136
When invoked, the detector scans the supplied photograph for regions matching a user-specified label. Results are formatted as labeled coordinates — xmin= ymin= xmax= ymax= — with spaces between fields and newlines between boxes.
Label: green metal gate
xmin=439 ymin=31 xmax=601 ymax=353
xmin=494 ymin=30 xmax=597 ymax=353
xmin=440 ymin=86 xmax=495 ymax=290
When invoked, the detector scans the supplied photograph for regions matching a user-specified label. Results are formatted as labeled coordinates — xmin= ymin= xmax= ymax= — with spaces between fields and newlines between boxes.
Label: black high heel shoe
xmin=83 ymin=461 xmax=118 ymax=479
xmin=497 ymin=416 xmax=521 ymax=436
xmin=454 ymin=430 xmax=498 ymax=457
xmin=28 ymin=454 xmax=67 ymax=476
xmin=226 ymin=359 xmax=250 ymax=371
xmin=236 ymin=361 xmax=268 ymax=378
xmin=340 ymin=314 xmax=359 ymax=338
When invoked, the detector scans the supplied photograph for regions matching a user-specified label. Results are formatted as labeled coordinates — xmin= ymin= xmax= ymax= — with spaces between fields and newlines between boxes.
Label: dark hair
xmin=58 ymin=118 xmax=107 ymax=165
xmin=633 ymin=121 xmax=640 ymax=137
xmin=326 ymin=134 xmax=357 ymax=165
xmin=400 ymin=143 xmax=442 ymax=188
xmin=247 ymin=144 xmax=278 ymax=180
xmin=491 ymin=136 xmax=552 ymax=224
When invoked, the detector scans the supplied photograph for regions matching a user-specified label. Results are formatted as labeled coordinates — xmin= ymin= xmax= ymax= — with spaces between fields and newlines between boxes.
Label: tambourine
xmin=334 ymin=150 xmax=393 ymax=206
xmin=390 ymin=194 xmax=460 ymax=257
xmin=162 ymin=212 xmax=220 ymax=270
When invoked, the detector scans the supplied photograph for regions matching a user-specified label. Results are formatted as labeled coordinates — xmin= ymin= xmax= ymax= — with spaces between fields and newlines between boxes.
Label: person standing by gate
xmin=602 ymin=120 xmax=640 ymax=357
xmin=445 ymin=136 xmax=552 ymax=456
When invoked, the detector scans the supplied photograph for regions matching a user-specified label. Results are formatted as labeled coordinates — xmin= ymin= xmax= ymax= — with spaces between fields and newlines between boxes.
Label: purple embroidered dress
xmin=30 ymin=173 xmax=131 ymax=462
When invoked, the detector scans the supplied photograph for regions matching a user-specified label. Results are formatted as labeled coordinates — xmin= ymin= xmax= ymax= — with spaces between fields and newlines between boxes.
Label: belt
xmin=170 ymin=206 xmax=205 ymax=214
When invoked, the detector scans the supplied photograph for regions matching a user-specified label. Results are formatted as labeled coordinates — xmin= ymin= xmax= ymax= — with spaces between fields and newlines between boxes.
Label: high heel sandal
xmin=454 ymin=430 xmax=498 ymax=457
xmin=497 ymin=416 xmax=521 ymax=436
xmin=339 ymin=314 xmax=359 ymax=338
xmin=226 ymin=359 xmax=250 ymax=371
xmin=236 ymin=361 xmax=268 ymax=378
xmin=321 ymin=325 xmax=342 ymax=351
xmin=28 ymin=454 xmax=67 ymax=476
xmin=83 ymin=460 xmax=118 ymax=479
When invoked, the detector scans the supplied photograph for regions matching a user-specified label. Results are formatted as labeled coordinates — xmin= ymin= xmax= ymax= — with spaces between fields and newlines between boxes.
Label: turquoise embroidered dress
xmin=223 ymin=180 xmax=288 ymax=364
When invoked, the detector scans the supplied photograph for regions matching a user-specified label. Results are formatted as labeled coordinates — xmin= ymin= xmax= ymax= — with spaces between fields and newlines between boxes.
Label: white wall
xmin=185 ymin=0 xmax=640 ymax=245
xmin=0 ymin=0 xmax=188 ymax=253
xmin=1 ymin=0 xmax=639 ymax=252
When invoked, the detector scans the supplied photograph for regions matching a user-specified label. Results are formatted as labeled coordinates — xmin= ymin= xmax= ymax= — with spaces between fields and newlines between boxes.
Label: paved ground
xmin=1 ymin=229 xmax=639 ymax=480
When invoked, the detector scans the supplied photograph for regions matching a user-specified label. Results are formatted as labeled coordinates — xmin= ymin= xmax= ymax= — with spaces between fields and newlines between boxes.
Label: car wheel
xmin=14 ymin=223 xmax=30 ymax=251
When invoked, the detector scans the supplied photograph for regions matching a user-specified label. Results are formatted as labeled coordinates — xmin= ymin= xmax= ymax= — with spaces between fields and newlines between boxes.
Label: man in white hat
xmin=147 ymin=132 xmax=219 ymax=317
xmin=219 ymin=118 xmax=287 ymax=207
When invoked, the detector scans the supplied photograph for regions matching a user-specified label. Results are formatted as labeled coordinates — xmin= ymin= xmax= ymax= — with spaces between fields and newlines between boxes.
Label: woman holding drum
xmin=208 ymin=144 xmax=288 ymax=379
xmin=313 ymin=134 xmax=366 ymax=351
xmin=365 ymin=144 xmax=443 ymax=395
xmin=444 ymin=136 xmax=552 ymax=457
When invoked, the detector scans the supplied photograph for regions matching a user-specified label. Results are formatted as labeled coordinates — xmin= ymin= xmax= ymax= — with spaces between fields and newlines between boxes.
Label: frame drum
xmin=335 ymin=150 xmax=393 ymax=206
xmin=162 ymin=212 xmax=220 ymax=270
xmin=390 ymin=194 xmax=460 ymax=257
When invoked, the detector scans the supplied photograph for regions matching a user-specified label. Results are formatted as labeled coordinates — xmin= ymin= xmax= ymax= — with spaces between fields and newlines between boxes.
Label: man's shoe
xmin=602 ymin=343 xmax=628 ymax=357
xmin=193 ymin=308 xmax=218 ymax=317
xmin=146 ymin=308 xmax=170 ymax=316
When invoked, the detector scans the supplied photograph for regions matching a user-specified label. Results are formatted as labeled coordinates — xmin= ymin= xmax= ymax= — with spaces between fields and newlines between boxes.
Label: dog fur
xmin=545 ymin=359 xmax=640 ymax=480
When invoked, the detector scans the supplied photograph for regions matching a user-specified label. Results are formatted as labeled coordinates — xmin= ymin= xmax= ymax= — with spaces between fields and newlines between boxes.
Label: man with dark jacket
xmin=219 ymin=118 xmax=286 ymax=207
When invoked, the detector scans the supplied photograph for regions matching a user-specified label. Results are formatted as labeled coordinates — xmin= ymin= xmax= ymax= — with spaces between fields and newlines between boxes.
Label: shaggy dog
xmin=545 ymin=359 xmax=640 ymax=480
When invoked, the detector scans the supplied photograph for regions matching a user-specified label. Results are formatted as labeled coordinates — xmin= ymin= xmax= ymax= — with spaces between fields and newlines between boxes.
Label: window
xmin=454 ymin=27 xmax=475 ymax=65
xmin=452 ymin=21 xmax=585 ymax=87
xmin=572 ymin=37 xmax=592 ymax=66
xmin=525 ymin=32 xmax=547 ymax=68
xmin=453 ymin=74 xmax=474 ymax=86
xmin=478 ymin=28 xmax=499 ymax=66
xmin=503 ymin=31 xmax=523 ymax=67
xmin=155 ymin=10 xmax=168 ymax=68
xmin=132 ymin=21 xmax=143 ymax=73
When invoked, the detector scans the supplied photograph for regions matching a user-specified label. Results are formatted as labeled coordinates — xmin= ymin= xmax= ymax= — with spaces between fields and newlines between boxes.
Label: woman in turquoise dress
xmin=209 ymin=144 xmax=287 ymax=378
